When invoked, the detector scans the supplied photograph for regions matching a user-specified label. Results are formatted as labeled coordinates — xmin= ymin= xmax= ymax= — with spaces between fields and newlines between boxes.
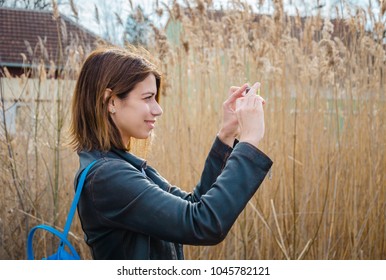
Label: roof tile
xmin=0 ymin=7 xmax=99 ymax=67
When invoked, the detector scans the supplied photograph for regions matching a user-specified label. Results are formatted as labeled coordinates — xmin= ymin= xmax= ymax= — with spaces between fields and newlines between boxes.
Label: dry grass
xmin=0 ymin=0 xmax=385 ymax=260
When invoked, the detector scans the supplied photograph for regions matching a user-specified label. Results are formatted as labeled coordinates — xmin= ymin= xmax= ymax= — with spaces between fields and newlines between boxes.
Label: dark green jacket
xmin=75 ymin=137 xmax=273 ymax=260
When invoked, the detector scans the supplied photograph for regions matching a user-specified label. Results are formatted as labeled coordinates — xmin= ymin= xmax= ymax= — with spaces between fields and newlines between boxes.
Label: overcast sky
xmin=58 ymin=0 xmax=383 ymax=44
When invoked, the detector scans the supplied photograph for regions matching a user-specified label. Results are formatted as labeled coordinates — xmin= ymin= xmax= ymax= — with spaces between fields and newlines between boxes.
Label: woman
xmin=69 ymin=47 xmax=273 ymax=260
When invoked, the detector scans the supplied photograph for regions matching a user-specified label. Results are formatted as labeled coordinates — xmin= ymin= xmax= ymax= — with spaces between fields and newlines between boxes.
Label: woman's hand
xmin=218 ymin=84 xmax=249 ymax=147
xmin=236 ymin=82 xmax=266 ymax=149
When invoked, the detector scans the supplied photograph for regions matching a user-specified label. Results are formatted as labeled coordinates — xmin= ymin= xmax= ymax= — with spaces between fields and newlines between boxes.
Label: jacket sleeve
xmin=86 ymin=142 xmax=273 ymax=246
xmin=166 ymin=136 xmax=234 ymax=202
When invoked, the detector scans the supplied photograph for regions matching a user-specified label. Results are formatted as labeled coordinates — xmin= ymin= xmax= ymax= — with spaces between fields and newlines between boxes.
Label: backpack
xmin=26 ymin=160 xmax=97 ymax=260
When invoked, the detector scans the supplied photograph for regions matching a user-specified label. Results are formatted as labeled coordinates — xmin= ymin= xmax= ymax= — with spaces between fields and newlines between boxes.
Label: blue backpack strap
xmin=26 ymin=160 xmax=97 ymax=260
xmin=27 ymin=225 xmax=80 ymax=260
xmin=62 ymin=160 xmax=98 ymax=236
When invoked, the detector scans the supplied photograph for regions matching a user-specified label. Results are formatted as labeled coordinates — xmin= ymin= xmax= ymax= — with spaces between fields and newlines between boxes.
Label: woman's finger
xmin=226 ymin=84 xmax=248 ymax=104
xmin=257 ymin=95 xmax=266 ymax=105
xmin=245 ymin=82 xmax=261 ymax=96
xmin=228 ymin=86 xmax=239 ymax=95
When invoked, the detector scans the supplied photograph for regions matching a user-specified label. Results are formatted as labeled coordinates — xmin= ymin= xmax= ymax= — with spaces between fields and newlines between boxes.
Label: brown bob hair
xmin=69 ymin=47 xmax=161 ymax=152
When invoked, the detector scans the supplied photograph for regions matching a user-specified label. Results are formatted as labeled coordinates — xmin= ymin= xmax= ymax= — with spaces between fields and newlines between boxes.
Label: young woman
xmin=69 ymin=47 xmax=273 ymax=260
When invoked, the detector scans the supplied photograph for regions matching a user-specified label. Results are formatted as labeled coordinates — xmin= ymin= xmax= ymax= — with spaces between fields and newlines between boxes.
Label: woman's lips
xmin=145 ymin=120 xmax=156 ymax=128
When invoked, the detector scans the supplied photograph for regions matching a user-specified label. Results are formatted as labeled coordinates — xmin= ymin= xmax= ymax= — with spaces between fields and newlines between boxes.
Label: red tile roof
xmin=0 ymin=7 xmax=100 ymax=68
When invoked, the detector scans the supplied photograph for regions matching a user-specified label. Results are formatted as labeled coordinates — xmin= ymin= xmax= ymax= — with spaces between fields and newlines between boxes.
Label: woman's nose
xmin=151 ymin=101 xmax=163 ymax=116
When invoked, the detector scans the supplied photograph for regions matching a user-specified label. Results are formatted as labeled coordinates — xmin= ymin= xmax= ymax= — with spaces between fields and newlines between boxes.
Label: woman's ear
xmin=104 ymin=88 xmax=112 ymax=103
xmin=104 ymin=89 xmax=116 ymax=114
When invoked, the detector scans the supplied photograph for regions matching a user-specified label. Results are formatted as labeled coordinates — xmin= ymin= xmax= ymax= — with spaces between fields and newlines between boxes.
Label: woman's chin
xmin=133 ymin=132 xmax=153 ymax=140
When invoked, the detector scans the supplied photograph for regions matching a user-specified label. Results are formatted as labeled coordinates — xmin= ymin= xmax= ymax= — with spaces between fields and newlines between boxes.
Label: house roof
xmin=0 ymin=7 xmax=100 ymax=68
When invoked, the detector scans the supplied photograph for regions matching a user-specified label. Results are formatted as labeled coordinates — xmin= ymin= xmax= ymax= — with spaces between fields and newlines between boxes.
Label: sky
xmin=57 ymin=0 xmax=383 ymax=44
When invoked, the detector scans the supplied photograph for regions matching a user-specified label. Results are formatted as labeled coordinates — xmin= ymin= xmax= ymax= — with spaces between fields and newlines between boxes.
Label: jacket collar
xmin=110 ymin=147 xmax=148 ymax=171
xmin=78 ymin=148 xmax=147 ymax=172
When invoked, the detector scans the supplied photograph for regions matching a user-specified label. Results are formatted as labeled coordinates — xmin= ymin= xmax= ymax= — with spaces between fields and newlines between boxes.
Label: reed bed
xmin=0 ymin=0 xmax=385 ymax=260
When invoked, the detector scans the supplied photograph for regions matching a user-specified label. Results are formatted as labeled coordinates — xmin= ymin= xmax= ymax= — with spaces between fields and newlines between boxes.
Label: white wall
xmin=0 ymin=78 xmax=76 ymax=136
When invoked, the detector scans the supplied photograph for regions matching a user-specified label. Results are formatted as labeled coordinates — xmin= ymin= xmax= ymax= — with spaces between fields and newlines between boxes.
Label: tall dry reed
xmin=148 ymin=1 xmax=385 ymax=260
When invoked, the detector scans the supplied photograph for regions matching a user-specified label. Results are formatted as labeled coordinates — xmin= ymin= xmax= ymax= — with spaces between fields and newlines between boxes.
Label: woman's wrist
xmin=217 ymin=129 xmax=235 ymax=147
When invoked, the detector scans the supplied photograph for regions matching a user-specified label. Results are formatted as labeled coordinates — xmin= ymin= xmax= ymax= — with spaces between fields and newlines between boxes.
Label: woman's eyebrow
xmin=142 ymin=92 xmax=157 ymax=96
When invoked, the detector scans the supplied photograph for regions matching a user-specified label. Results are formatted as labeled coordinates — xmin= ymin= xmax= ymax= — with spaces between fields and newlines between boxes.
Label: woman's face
xmin=109 ymin=74 xmax=163 ymax=145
